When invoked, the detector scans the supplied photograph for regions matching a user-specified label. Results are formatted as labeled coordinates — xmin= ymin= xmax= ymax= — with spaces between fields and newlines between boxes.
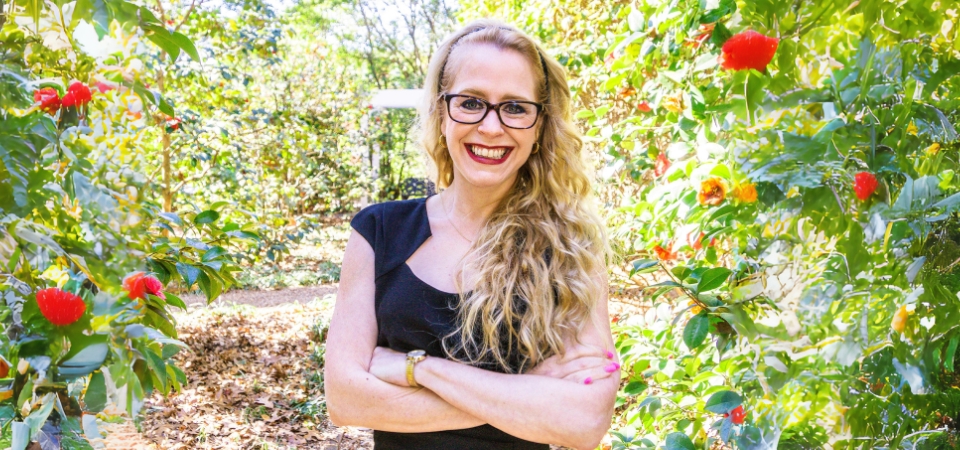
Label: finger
xmin=562 ymin=361 xmax=622 ymax=384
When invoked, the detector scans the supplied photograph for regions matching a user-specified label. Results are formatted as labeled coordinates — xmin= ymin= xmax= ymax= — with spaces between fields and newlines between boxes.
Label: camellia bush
xmin=0 ymin=0 xmax=252 ymax=447
xmin=464 ymin=0 xmax=960 ymax=448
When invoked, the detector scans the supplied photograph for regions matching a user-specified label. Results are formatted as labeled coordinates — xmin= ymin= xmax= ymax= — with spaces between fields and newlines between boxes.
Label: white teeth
xmin=468 ymin=144 xmax=507 ymax=159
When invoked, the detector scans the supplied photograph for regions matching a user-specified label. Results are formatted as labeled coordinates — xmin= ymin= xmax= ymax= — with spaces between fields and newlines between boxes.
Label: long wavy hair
xmin=416 ymin=19 xmax=608 ymax=373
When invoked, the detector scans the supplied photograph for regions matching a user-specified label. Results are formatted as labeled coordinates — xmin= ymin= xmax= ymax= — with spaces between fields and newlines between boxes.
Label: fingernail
xmin=604 ymin=362 xmax=620 ymax=373
xmin=584 ymin=377 xmax=593 ymax=385
xmin=605 ymin=350 xmax=615 ymax=359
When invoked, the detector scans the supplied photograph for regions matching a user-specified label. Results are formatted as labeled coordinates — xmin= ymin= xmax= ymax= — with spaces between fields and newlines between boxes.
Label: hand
xmin=368 ymin=346 xmax=413 ymax=387
xmin=528 ymin=343 xmax=620 ymax=385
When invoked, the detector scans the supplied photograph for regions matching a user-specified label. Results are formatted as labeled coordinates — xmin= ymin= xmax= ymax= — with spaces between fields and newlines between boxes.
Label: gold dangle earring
xmin=439 ymin=134 xmax=448 ymax=150
xmin=532 ymin=142 xmax=541 ymax=154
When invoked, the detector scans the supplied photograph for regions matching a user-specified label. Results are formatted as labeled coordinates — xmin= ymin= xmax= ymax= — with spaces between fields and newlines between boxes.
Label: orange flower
xmin=733 ymin=183 xmax=758 ymax=203
xmin=663 ymin=93 xmax=683 ymax=113
xmin=653 ymin=244 xmax=677 ymax=261
xmin=698 ymin=178 xmax=727 ymax=206
xmin=688 ymin=300 xmax=703 ymax=315
xmin=891 ymin=305 xmax=909 ymax=333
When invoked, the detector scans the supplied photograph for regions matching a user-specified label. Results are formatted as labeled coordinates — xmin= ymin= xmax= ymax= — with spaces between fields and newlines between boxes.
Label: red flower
xmin=36 ymin=288 xmax=86 ymax=326
xmin=33 ymin=87 xmax=61 ymax=115
xmin=653 ymin=244 xmax=677 ymax=261
xmin=637 ymin=101 xmax=653 ymax=113
xmin=123 ymin=272 xmax=165 ymax=300
xmin=726 ymin=405 xmax=746 ymax=424
xmin=61 ymin=81 xmax=92 ymax=108
xmin=654 ymin=152 xmax=670 ymax=177
xmin=165 ymin=116 xmax=182 ymax=132
xmin=687 ymin=231 xmax=717 ymax=251
xmin=854 ymin=172 xmax=878 ymax=201
xmin=720 ymin=31 xmax=779 ymax=72
xmin=94 ymin=81 xmax=117 ymax=93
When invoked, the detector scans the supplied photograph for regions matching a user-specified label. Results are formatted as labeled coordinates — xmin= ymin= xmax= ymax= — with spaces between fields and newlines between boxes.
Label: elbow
xmin=568 ymin=404 xmax=613 ymax=450
xmin=571 ymin=420 xmax=609 ymax=450
xmin=323 ymin=373 xmax=358 ymax=427
xmin=325 ymin=389 xmax=348 ymax=427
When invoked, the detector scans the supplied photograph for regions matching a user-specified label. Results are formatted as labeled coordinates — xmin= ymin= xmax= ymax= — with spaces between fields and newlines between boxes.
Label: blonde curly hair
xmin=417 ymin=19 xmax=608 ymax=373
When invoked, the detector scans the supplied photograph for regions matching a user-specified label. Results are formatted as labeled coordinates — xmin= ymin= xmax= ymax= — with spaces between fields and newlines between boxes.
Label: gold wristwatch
xmin=406 ymin=350 xmax=427 ymax=387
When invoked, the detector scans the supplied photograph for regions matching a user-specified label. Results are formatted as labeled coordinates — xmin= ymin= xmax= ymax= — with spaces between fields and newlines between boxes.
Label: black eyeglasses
xmin=441 ymin=94 xmax=543 ymax=130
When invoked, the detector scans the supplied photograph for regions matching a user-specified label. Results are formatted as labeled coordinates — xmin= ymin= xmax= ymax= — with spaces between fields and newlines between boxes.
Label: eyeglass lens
xmin=448 ymin=96 xmax=539 ymax=129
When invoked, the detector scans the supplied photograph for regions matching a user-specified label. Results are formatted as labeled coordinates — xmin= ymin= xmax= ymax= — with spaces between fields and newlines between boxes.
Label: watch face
xmin=408 ymin=350 xmax=427 ymax=358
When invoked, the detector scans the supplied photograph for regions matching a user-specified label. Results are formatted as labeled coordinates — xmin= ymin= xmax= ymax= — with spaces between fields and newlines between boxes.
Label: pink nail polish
xmin=605 ymin=350 xmax=615 ymax=359
xmin=584 ymin=377 xmax=593 ymax=385
xmin=604 ymin=362 xmax=620 ymax=373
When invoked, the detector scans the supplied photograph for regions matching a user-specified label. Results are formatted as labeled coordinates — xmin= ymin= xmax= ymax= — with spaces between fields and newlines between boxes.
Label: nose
xmin=477 ymin=107 xmax=505 ymax=136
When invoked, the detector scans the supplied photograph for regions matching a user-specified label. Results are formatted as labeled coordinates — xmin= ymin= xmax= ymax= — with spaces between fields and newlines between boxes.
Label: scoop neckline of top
xmin=403 ymin=195 xmax=462 ymax=296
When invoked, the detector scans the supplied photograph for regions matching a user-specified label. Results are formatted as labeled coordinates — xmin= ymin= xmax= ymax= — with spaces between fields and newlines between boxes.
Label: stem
xmin=656 ymin=261 xmax=709 ymax=309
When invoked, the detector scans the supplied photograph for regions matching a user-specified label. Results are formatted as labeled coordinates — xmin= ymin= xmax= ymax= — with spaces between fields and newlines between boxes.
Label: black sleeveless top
xmin=350 ymin=197 xmax=549 ymax=450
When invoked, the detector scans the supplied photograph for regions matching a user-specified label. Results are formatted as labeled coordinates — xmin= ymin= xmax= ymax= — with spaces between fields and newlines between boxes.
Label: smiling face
xmin=441 ymin=44 xmax=541 ymax=193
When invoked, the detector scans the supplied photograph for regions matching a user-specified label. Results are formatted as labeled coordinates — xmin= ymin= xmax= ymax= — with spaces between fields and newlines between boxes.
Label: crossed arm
xmin=324 ymin=231 xmax=619 ymax=450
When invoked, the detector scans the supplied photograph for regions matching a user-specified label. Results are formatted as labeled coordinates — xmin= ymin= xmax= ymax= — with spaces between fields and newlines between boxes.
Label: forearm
xmin=325 ymin=367 xmax=485 ymax=432
xmin=415 ymin=357 xmax=616 ymax=450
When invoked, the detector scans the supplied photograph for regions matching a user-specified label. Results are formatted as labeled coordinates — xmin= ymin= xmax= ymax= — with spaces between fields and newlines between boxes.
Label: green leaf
xmin=697 ymin=268 xmax=731 ymax=293
xmin=683 ymin=313 xmax=710 ymax=349
xmin=25 ymin=393 xmax=55 ymax=438
xmin=705 ymin=390 xmax=742 ymax=414
xmin=83 ymin=371 xmax=107 ymax=413
xmin=933 ymin=191 xmax=960 ymax=210
xmin=171 ymin=31 xmax=201 ymax=62
xmin=132 ymin=82 xmax=175 ymax=117
xmin=158 ymin=212 xmax=182 ymax=225
xmin=72 ymin=0 xmax=108 ymax=29
xmin=175 ymin=262 xmax=201 ymax=287
xmin=143 ymin=25 xmax=181 ymax=60
xmin=194 ymin=210 xmax=220 ymax=225
xmin=700 ymin=0 xmax=736 ymax=23
xmin=630 ymin=258 xmax=659 ymax=276
xmin=202 ymin=246 xmax=227 ymax=262
xmin=710 ymin=22 xmax=733 ymax=47
xmin=164 ymin=292 xmax=187 ymax=310
xmin=197 ymin=270 xmax=223 ymax=303
xmin=945 ymin=335 xmax=959 ymax=372
xmin=664 ymin=432 xmax=696 ymax=450
xmin=59 ymin=343 xmax=109 ymax=378
xmin=812 ymin=118 xmax=846 ymax=143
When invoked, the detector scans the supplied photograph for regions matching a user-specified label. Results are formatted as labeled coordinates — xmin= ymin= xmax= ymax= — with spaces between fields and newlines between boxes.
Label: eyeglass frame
xmin=440 ymin=93 xmax=544 ymax=130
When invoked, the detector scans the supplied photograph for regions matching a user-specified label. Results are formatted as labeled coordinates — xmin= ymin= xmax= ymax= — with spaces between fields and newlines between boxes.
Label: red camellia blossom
xmin=36 ymin=288 xmax=86 ymax=326
xmin=654 ymin=152 xmax=670 ymax=177
xmin=637 ymin=101 xmax=653 ymax=113
xmin=33 ymin=87 xmax=61 ymax=115
xmin=725 ymin=405 xmax=747 ymax=424
xmin=61 ymin=81 xmax=92 ymax=108
xmin=166 ymin=116 xmax=182 ymax=132
xmin=854 ymin=172 xmax=878 ymax=201
xmin=123 ymin=272 xmax=166 ymax=300
xmin=720 ymin=31 xmax=779 ymax=72
xmin=94 ymin=80 xmax=117 ymax=93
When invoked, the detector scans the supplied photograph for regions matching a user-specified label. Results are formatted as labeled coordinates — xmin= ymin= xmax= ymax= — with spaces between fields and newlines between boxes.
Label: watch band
xmin=406 ymin=350 xmax=427 ymax=387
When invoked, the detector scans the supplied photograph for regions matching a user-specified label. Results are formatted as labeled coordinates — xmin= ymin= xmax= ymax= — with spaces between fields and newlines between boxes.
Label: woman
xmin=324 ymin=20 xmax=618 ymax=450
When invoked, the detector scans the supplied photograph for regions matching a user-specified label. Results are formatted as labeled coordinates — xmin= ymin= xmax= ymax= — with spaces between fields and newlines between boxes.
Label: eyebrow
xmin=457 ymin=88 xmax=536 ymax=102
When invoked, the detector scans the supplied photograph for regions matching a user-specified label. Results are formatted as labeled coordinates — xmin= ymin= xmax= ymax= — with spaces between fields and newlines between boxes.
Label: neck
xmin=443 ymin=177 xmax=514 ymax=224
